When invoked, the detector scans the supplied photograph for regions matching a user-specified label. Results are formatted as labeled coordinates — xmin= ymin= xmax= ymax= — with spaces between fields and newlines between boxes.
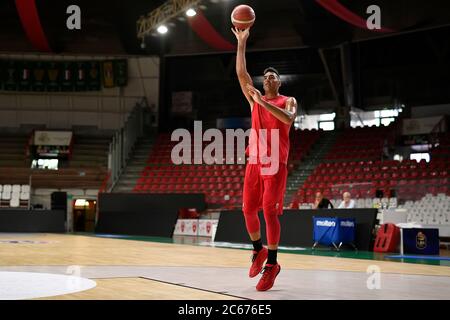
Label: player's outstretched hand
xmin=231 ymin=27 xmax=250 ymax=43
xmin=246 ymin=84 xmax=262 ymax=103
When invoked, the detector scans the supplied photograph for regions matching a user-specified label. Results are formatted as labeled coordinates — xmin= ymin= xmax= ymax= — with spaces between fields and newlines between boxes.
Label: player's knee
xmin=243 ymin=209 xmax=260 ymax=234
xmin=242 ymin=202 xmax=258 ymax=217
xmin=243 ymin=209 xmax=258 ymax=219
xmin=263 ymin=201 xmax=281 ymax=216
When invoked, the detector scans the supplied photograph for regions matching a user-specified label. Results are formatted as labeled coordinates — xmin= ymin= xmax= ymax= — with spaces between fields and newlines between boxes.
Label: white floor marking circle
xmin=0 ymin=271 xmax=96 ymax=300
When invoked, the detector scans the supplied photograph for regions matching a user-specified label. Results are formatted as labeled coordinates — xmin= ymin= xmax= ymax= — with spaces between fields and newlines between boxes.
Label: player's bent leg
xmin=263 ymin=209 xmax=281 ymax=246
xmin=256 ymin=208 xmax=281 ymax=291
xmin=243 ymin=209 xmax=260 ymax=235
xmin=243 ymin=163 xmax=267 ymax=277
xmin=243 ymin=209 xmax=268 ymax=277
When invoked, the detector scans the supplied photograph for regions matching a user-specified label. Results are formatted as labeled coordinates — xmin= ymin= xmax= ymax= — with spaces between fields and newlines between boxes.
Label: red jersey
xmin=246 ymin=95 xmax=291 ymax=165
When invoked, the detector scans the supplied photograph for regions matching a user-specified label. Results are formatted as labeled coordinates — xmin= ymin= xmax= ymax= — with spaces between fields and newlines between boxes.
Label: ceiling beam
xmin=137 ymin=0 xmax=202 ymax=39
xmin=318 ymin=48 xmax=342 ymax=107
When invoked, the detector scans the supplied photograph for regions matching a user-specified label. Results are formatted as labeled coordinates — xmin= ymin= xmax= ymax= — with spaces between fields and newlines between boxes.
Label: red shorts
xmin=242 ymin=163 xmax=288 ymax=216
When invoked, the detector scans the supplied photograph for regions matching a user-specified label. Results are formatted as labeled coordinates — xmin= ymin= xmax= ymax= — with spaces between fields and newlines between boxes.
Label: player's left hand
xmin=246 ymin=84 xmax=263 ymax=103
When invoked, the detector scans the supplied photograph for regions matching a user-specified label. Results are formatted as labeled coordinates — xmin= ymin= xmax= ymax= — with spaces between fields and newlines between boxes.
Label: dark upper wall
xmin=1 ymin=0 xmax=450 ymax=55
xmin=160 ymin=25 xmax=450 ymax=129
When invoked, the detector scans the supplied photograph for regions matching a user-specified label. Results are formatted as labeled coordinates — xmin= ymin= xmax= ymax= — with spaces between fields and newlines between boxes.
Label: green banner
xmin=32 ymin=61 xmax=47 ymax=92
xmin=61 ymin=61 xmax=75 ymax=92
xmin=3 ymin=61 xmax=18 ymax=91
xmin=46 ymin=61 xmax=61 ymax=92
xmin=0 ymin=59 xmax=128 ymax=92
xmin=115 ymin=60 xmax=128 ymax=87
xmin=87 ymin=61 xmax=101 ymax=91
xmin=75 ymin=61 xmax=87 ymax=91
xmin=17 ymin=61 xmax=32 ymax=91
xmin=102 ymin=61 xmax=115 ymax=88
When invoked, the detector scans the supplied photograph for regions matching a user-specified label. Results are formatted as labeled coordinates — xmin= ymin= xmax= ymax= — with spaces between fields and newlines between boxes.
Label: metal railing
xmin=105 ymin=102 xmax=145 ymax=192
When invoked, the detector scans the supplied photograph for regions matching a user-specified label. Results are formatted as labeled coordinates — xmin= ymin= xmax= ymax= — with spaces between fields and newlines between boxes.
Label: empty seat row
xmin=0 ymin=184 xmax=30 ymax=193
xmin=0 ymin=184 xmax=30 ymax=208
xmin=1 ymin=184 xmax=30 ymax=201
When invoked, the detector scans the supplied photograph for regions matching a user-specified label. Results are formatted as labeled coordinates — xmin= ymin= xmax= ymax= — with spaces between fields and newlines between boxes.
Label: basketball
xmin=231 ymin=5 xmax=256 ymax=30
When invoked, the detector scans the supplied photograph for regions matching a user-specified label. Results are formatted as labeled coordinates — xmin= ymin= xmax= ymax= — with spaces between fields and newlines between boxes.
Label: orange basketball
xmin=231 ymin=5 xmax=255 ymax=30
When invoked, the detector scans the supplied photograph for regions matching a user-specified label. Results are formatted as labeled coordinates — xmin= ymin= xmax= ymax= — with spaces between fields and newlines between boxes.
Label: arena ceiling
xmin=0 ymin=0 xmax=450 ymax=56
xmin=1 ymin=0 xmax=449 ymax=112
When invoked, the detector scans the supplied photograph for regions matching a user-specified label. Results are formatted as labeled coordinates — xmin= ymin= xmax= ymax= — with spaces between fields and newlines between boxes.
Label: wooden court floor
xmin=0 ymin=233 xmax=449 ymax=300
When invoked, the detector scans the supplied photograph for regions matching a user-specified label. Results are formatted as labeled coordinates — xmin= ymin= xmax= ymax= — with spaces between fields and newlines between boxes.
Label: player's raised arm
xmin=232 ymin=27 xmax=254 ymax=111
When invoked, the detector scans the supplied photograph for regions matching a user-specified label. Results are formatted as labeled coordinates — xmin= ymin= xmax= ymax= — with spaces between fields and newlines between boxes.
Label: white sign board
xmin=174 ymin=219 xmax=218 ymax=238
xmin=402 ymin=117 xmax=444 ymax=135
xmin=34 ymin=131 xmax=73 ymax=146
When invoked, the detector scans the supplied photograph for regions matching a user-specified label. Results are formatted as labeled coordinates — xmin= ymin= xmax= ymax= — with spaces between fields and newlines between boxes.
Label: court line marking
xmin=138 ymin=276 xmax=250 ymax=300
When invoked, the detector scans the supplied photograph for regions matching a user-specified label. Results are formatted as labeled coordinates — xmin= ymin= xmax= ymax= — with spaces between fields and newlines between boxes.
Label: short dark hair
xmin=263 ymin=67 xmax=280 ymax=78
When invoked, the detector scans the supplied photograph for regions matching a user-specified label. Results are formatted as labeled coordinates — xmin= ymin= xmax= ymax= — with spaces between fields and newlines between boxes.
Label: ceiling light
xmin=157 ymin=25 xmax=168 ymax=34
xmin=186 ymin=9 xmax=197 ymax=17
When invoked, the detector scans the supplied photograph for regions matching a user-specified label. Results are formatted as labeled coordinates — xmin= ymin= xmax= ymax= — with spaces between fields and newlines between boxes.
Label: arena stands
xmin=293 ymin=158 xmax=448 ymax=205
xmin=128 ymin=123 xmax=449 ymax=213
xmin=0 ymin=134 xmax=29 ymax=167
xmin=131 ymin=129 xmax=322 ymax=208
xmin=325 ymin=125 xmax=395 ymax=162
xmin=431 ymin=132 xmax=450 ymax=160
xmin=404 ymin=193 xmax=450 ymax=225
xmin=0 ymin=184 xmax=30 ymax=208
xmin=68 ymin=135 xmax=110 ymax=168
xmin=0 ymin=131 xmax=111 ymax=209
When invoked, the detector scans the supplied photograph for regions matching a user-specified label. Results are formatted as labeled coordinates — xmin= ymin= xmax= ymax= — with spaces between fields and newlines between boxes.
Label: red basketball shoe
xmin=256 ymin=263 xmax=281 ymax=291
xmin=249 ymin=247 xmax=268 ymax=278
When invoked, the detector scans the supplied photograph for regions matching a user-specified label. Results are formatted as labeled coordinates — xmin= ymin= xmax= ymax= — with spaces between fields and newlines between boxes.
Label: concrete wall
xmin=32 ymin=188 xmax=99 ymax=232
xmin=0 ymin=54 xmax=160 ymax=130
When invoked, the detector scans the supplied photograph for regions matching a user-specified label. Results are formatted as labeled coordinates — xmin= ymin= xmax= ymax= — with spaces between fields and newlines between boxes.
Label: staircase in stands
xmin=284 ymin=131 xmax=340 ymax=206
xmin=112 ymin=135 xmax=156 ymax=193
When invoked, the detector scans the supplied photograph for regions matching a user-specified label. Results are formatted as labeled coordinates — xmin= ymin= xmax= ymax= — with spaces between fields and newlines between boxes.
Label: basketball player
xmin=232 ymin=27 xmax=297 ymax=291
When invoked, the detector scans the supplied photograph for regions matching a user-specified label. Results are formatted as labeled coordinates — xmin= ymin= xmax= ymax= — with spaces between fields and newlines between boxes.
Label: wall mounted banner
xmin=102 ymin=61 xmax=115 ymax=88
xmin=33 ymin=131 xmax=73 ymax=146
xmin=88 ymin=61 xmax=101 ymax=91
xmin=18 ymin=60 xmax=32 ymax=91
xmin=61 ymin=61 xmax=75 ymax=92
xmin=32 ymin=61 xmax=47 ymax=92
xmin=2 ymin=61 xmax=18 ymax=91
xmin=114 ymin=60 xmax=128 ymax=87
xmin=402 ymin=116 xmax=445 ymax=135
xmin=46 ymin=62 xmax=61 ymax=92
xmin=0 ymin=59 xmax=127 ymax=92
